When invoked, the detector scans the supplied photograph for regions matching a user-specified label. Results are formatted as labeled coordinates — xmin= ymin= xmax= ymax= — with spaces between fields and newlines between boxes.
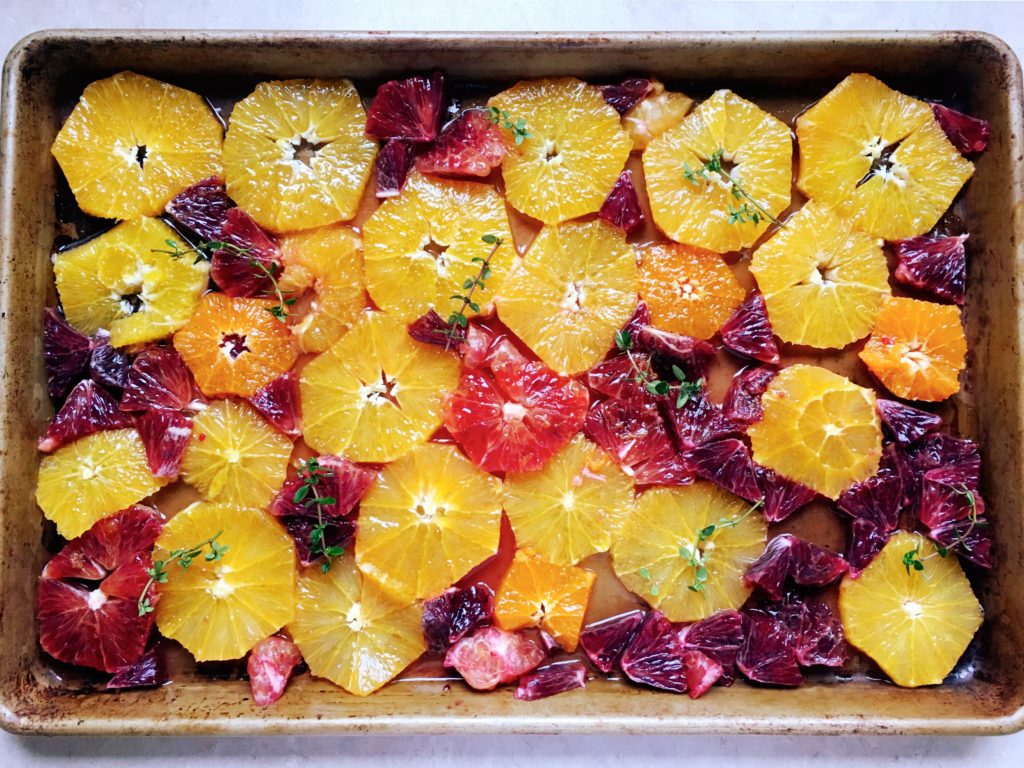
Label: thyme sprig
xmin=680 ymin=499 xmax=765 ymax=592
xmin=137 ymin=532 xmax=228 ymax=616
xmin=903 ymin=484 xmax=986 ymax=573
xmin=614 ymin=329 xmax=703 ymax=408
xmin=444 ymin=234 xmax=503 ymax=349
xmin=487 ymin=106 xmax=532 ymax=145
xmin=293 ymin=458 xmax=344 ymax=573
xmin=684 ymin=148 xmax=784 ymax=228
xmin=249 ymin=259 xmax=297 ymax=322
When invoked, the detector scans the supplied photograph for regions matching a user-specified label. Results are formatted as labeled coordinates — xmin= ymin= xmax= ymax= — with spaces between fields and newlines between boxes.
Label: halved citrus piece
xmin=278 ymin=224 xmax=366 ymax=353
xmin=488 ymin=77 xmax=631 ymax=224
xmin=51 ymin=71 xmax=223 ymax=220
xmin=173 ymin=293 xmax=297 ymax=398
xmin=750 ymin=199 xmax=890 ymax=349
xmin=222 ymin=79 xmax=378 ymax=233
xmin=503 ymin=435 xmax=634 ymax=566
xmin=859 ymin=296 xmax=966 ymax=402
xmin=54 ymin=217 xmax=209 ymax=347
xmin=643 ymin=89 xmax=792 ymax=253
xmin=356 ymin=443 xmax=502 ymax=601
xmin=749 ymin=364 xmax=882 ymax=499
xmin=36 ymin=428 xmax=166 ymax=539
xmin=153 ymin=501 xmax=297 ymax=662
xmin=494 ymin=548 xmax=596 ymax=652
xmin=611 ymin=483 xmax=766 ymax=622
xmin=839 ymin=531 xmax=982 ymax=687
xmin=300 ymin=311 xmax=460 ymax=462
xmin=496 ymin=219 xmax=637 ymax=375
xmin=796 ymin=73 xmax=974 ymax=240
xmin=181 ymin=400 xmax=293 ymax=509
xmin=288 ymin=553 xmax=425 ymax=696
xmin=362 ymin=172 xmax=515 ymax=322
xmin=622 ymin=80 xmax=693 ymax=151
xmin=637 ymin=242 xmax=745 ymax=340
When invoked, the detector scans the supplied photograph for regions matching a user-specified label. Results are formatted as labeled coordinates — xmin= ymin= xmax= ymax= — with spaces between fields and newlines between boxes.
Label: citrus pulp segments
xmin=36 ymin=428 xmax=167 ymax=540
xmin=796 ymin=73 xmax=974 ymax=240
xmin=642 ymin=89 xmax=793 ymax=253
xmin=181 ymin=400 xmax=293 ymax=509
xmin=749 ymin=200 xmax=890 ymax=349
xmin=54 ymin=217 xmax=209 ymax=347
xmin=488 ymin=77 xmax=632 ymax=225
xmin=496 ymin=219 xmax=637 ymax=375
xmin=503 ymin=435 xmax=635 ymax=566
xmin=859 ymin=296 xmax=967 ymax=402
xmin=494 ymin=548 xmax=596 ymax=652
xmin=362 ymin=172 xmax=515 ymax=322
xmin=622 ymin=81 xmax=694 ymax=151
xmin=153 ymin=502 xmax=297 ymax=662
xmin=749 ymin=364 xmax=882 ymax=499
xmin=278 ymin=224 xmax=367 ymax=353
xmin=288 ymin=553 xmax=425 ymax=696
xmin=637 ymin=242 xmax=745 ymax=340
xmin=839 ymin=531 xmax=982 ymax=687
xmin=611 ymin=483 xmax=766 ymax=622
xmin=222 ymin=79 xmax=378 ymax=233
xmin=51 ymin=71 xmax=223 ymax=219
xmin=300 ymin=311 xmax=460 ymax=462
xmin=356 ymin=443 xmax=502 ymax=601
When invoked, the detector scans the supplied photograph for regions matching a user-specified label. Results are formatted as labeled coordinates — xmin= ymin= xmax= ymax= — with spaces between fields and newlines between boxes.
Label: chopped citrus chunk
xmin=623 ymin=80 xmax=693 ymax=151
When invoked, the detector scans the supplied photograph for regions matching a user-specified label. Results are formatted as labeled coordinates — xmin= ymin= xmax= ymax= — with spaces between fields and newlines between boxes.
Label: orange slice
xmin=622 ymin=80 xmax=693 ymax=151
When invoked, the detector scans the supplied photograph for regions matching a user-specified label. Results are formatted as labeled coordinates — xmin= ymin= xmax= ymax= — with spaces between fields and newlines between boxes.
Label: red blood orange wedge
xmin=366 ymin=72 xmax=445 ymax=143
xmin=416 ymin=109 xmax=506 ymax=177
xmin=38 ymin=379 xmax=130 ymax=453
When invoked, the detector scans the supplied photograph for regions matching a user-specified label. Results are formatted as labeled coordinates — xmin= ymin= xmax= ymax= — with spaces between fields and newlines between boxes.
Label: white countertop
xmin=2 ymin=0 xmax=1022 ymax=764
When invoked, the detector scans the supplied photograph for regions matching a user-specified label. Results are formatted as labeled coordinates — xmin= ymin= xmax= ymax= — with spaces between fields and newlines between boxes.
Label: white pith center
xmin=902 ymin=599 xmax=924 ymax=619
xmin=561 ymin=491 xmax=575 ymax=511
xmin=561 ymin=280 xmax=585 ymax=312
xmin=901 ymin=346 xmax=932 ymax=372
xmin=359 ymin=372 xmax=399 ymax=405
xmin=412 ymin=494 xmax=445 ymax=523
xmin=502 ymin=401 xmax=527 ymax=420
xmin=346 ymin=602 xmax=367 ymax=631
xmin=87 ymin=589 xmax=108 ymax=611
xmin=209 ymin=566 xmax=234 ymax=599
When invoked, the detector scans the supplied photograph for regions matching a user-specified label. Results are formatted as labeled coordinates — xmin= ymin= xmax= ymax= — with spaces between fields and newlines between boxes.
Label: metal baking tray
xmin=1 ymin=30 xmax=1022 ymax=735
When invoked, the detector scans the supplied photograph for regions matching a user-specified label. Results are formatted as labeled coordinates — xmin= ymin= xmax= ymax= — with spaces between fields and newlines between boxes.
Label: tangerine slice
xmin=153 ymin=501 xmax=296 ymax=662
xmin=488 ymin=77 xmax=632 ymax=225
xmin=750 ymin=199 xmax=890 ymax=349
xmin=503 ymin=435 xmax=635 ymax=566
xmin=859 ymin=296 xmax=967 ymax=402
xmin=288 ymin=553 xmax=425 ymax=697
xmin=749 ymin=364 xmax=882 ymax=499
xmin=300 ymin=311 xmax=459 ymax=462
xmin=839 ymin=531 xmax=982 ymax=687
xmin=362 ymin=172 xmax=516 ymax=322
xmin=637 ymin=243 xmax=745 ymax=340
xmin=173 ymin=293 xmax=297 ymax=398
xmin=496 ymin=219 xmax=637 ymax=375
xmin=611 ymin=483 xmax=766 ymax=622
xmin=356 ymin=443 xmax=502 ymax=601
xmin=494 ymin=548 xmax=596 ymax=652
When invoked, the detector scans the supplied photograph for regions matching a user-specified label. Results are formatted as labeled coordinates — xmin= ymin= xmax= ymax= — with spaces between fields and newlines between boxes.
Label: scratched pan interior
xmin=1 ymin=30 xmax=1023 ymax=736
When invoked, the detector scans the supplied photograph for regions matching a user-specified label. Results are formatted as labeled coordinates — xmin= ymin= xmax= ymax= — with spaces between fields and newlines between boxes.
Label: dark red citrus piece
xmin=38 ymin=507 xmax=163 ymax=672
xmin=269 ymin=455 xmax=374 ymax=520
xmin=723 ymin=366 xmax=777 ymax=427
xmin=408 ymin=309 xmax=462 ymax=348
xmin=247 ymin=634 xmax=303 ymax=708
xmin=165 ymin=177 xmax=234 ymax=241
xmin=634 ymin=327 xmax=716 ymax=381
xmin=106 ymin=647 xmax=170 ymax=690
xmin=904 ymin=433 xmax=980 ymax=475
xmin=720 ymin=293 xmax=780 ymax=365
xmin=120 ymin=346 xmax=204 ymax=413
xmin=43 ymin=308 xmax=92 ymax=400
xmin=587 ymin=355 xmax=645 ymax=401
xmin=931 ymin=102 xmax=991 ymax=155
xmin=620 ymin=610 xmax=688 ymax=693
xmin=90 ymin=329 xmax=132 ymax=391
xmin=248 ymin=371 xmax=302 ymax=438
xmin=444 ymin=337 xmax=589 ymax=472
xmin=893 ymin=234 xmax=967 ymax=305
xmin=135 ymin=410 xmax=192 ymax=479
xmin=416 ymin=109 xmax=505 ymax=178
xmin=38 ymin=379 xmax=131 ymax=453
xmin=366 ymin=72 xmax=445 ymax=143
xmin=599 ymin=78 xmax=654 ymax=116
xmin=929 ymin=517 xmax=993 ymax=569
xmin=736 ymin=611 xmax=802 ymax=687
xmin=422 ymin=583 xmax=496 ymax=654
xmin=374 ymin=139 xmax=416 ymax=198
xmin=876 ymin=398 xmax=943 ymax=445
xmin=444 ymin=626 xmax=545 ymax=691
xmin=682 ymin=649 xmax=723 ymax=699
xmin=755 ymin=465 xmax=817 ymax=524
xmin=599 ymin=169 xmax=645 ymax=234
xmin=688 ymin=438 xmax=761 ymax=501
xmin=212 ymin=207 xmax=280 ymax=298
xmin=677 ymin=609 xmax=744 ymax=686
xmin=846 ymin=517 xmax=891 ymax=577
xmin=665 ymin=390 xmax=740 ymax=453
xmin=918 ymin=464 xmax=984 ymax=529
xmin=280 ymin=515 xmax=356 ymax=568
xmin=744 ymin=534 xmax=848 ymax=600
xmin=579 ymin=609 xmax=645 ymax=674
xmin=764 ymin=596 xmax=849 ymax=668
xmin=835 ymin=445 xmax=904 ymax=531
xmin=514 ymin=661 xmax=588 ymax=701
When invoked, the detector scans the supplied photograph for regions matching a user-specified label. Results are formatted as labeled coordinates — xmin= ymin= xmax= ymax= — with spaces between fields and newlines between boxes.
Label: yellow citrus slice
xmin=749 ymin=364 xmax=882 ymax=499
xmin=154 ymin=501 xmax=297 ymax=662
xmin=611 ymin=483 xmax=766 ymax=622
xmin=839 ymin=531 xmax=983 ymax=688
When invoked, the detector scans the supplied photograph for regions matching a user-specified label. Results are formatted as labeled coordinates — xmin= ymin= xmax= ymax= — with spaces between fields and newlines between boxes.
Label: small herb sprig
xmin=902 ymin=484 xmax=986 ymax=573
xmin=614 ymin=329 xmax=703 ymax=408
xmin=684 ymin=148 xmax=784 ymax=228
xmin=137 ymin=532 xmax=228 ymax=616
xmin=444 ymin=234 xmax=503 ymax=349
xmin=680 ymin=499 xmax=765 ymax=592
xmin=293 ymin=458 xmax=344 ymax=573
xmin=249 ymin=259 xmax=296 ymax=322
xmin=487 ymin=106 xmax=532 ymax=145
